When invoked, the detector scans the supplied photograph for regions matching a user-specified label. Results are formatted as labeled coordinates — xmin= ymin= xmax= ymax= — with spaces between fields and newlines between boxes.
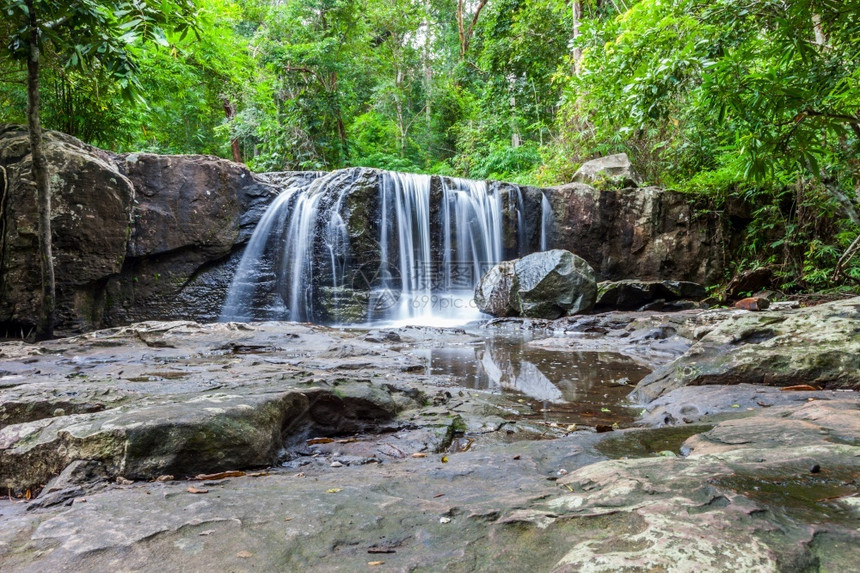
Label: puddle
xmin=411 ymin=334 xmax=651 ymax=427
xmin=595 ymin=425 xmax=714 ymax=458
xmin=714 ymin=469 xmax=860 ymax=526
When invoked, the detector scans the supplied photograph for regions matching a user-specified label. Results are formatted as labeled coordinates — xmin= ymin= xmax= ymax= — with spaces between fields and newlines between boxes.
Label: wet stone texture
xmin=1 ymin=301 xmax=859 ymax=571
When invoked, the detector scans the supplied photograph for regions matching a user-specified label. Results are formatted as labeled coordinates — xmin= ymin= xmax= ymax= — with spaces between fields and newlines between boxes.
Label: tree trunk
xmin=25 ymin=0 xmax=54 ymax=340
xmin=423 ymin=0 xmax=432 ymax=129
xmin=811 ymin=13 xmax=827 ymax=45
xmin=572 ymin=1 xmax=583 ymax=75
xmin=221 ymin=98 xmax=243 ymax=163
xmin=457 ymin=0 xmax=489 ymax=61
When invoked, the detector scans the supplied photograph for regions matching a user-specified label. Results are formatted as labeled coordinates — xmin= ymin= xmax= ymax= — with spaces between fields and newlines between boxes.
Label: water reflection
xmin=415 ymin=336 xmax=652 ymax=425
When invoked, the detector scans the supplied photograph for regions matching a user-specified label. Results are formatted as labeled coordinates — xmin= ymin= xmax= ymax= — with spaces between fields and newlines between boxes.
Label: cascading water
xmin=376 ymin=172 xmax=433 ymax=321
xmin=220 ymin=169 xmax=531 ymax=326
xmin=540 ymin=192 xmax=553 ymax=251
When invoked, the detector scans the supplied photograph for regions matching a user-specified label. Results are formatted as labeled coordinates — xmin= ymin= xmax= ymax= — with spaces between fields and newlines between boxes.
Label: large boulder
xmin=572 ymin=153 xmax=641 ymax=188
xmin=474 ymin=261 xmax=519 ymax=317
xmin=0 ymin=125 xmax=134 ymax=332
xmin=632 ymin=297 xmax=860 ymax=402
xmin=475 ymin=250 xmax=597 ymax=319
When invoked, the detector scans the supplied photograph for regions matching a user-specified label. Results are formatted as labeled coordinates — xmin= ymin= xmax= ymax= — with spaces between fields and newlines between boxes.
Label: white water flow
xmin=219 ymin=183 xmax=302 ymax=322
xmin=514 ymin=186 xmax=528 ymax=256
xmin=442 ymin=177 xmax=502 ymax=286
xmin=540 ymin=192 xmax=553 ymax=251
xmin=376 ymin=172 xmax=434 ymax=322
xmin=221 ymin=170 xmax=513 ymax=326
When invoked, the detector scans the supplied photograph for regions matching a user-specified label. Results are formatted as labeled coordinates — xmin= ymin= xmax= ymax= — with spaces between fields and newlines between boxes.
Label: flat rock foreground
xmin=1 ymin=299 xmax=859 ymax=572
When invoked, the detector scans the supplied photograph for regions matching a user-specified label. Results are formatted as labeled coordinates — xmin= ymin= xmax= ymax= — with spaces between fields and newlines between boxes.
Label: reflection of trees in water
xmin=475 ymin=338 xmax=649 ymax=404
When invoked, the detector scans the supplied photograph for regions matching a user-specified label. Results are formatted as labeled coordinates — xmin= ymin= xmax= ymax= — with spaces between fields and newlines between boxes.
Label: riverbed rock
xmin=3 ymin=387 xmax=858 ymax=572
xmin=475 ymin=250 xmax=597 ymax=319
xmin=2 ymin=309 xmax=860 ymax=571
xmin=572 ymin=153 xmax=641 ymax=188
xmin=632 ymin=296 xmax=860 ymax=401
xmin=596 ymin=279 xmax=706 ymax=310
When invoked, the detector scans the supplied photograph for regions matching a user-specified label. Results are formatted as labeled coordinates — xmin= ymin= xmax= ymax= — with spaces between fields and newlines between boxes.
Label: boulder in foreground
xmin=475 ymin=249 xmax=597 ymax=319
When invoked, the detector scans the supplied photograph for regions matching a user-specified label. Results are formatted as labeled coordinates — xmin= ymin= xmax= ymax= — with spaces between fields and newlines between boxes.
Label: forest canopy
xmin=1 ymin=0 xmax=859 ymax=289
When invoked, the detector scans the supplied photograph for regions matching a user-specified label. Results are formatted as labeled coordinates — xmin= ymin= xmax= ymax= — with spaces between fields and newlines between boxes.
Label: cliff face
xmin=544 ymin=183 xmax=724 ymax=283
xmin=0 ymin=126 xmax=277 ymax=333
xmin=0 ymin=126 xmax=725 ymax=332
xmin=0 ymin=126 xmax=135 ymax=333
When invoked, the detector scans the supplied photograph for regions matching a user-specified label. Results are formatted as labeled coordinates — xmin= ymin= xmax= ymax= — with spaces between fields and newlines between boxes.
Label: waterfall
xmin=441 ymin=178 xmax=502 ymax=291
xmin=221 ymin=169 xmax=523 ymax=326
xmin=514 ymin=186 xmax=528 ymax=257
xmin=377 ymin=172 xmax=433 ymax=321
xmin=540 ymin=192 xmax=553 ymax=251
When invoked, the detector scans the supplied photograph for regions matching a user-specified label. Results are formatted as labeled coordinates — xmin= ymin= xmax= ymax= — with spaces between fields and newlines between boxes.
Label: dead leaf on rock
xmin=236 ymin=551 xmax=253 ymax=558
xmin=193 ymin=471 xmax=245 ymax=480
xmin=308 ymin=437 xmax=334 ymax=445
xmin=247 ymin=471 xmax=270 ymax=478
xmin=155 ymin=475 xmax=174 ymax=482
xmin=187 ymin=487 xmax=209 ymax=494
xmin=368 ymin=561 xmax=384 ymax=567
xmin=780 ymin=384 xmax=820 ymax=392
xmin=326 ymin=488 xmax=343 ymax=494
xmin=411 ymin=453 xmax=427 ymax=458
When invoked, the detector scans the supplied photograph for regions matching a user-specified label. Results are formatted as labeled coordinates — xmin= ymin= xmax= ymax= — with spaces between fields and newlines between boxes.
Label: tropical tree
xmin=1 ymin=0 xmax=197 ymax=338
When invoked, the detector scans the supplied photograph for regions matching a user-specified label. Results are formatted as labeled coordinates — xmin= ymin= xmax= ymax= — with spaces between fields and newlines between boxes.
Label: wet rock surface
xmin=1 ymin=303 xmax=858 ymax=571
xmin=633 ymin=297 xmax=860 ymax=401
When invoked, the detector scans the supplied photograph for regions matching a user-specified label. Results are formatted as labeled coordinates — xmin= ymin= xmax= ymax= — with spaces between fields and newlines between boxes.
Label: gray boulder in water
xmin=475 ymin=249 xmax=597 ymax=319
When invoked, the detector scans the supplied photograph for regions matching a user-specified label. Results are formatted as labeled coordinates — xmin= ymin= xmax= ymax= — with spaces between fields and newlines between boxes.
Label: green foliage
xmin=0 ymin=0 xmax=199 ymax=147
xmin=1 ymin=0 xmax=858 ymax=292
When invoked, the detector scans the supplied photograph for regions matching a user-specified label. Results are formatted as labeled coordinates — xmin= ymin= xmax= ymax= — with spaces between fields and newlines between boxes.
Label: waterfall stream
xmin=540 ymin=192 xmax=553 ymax=252
xmin=220 ymin=169 xmax=535 ymax=326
